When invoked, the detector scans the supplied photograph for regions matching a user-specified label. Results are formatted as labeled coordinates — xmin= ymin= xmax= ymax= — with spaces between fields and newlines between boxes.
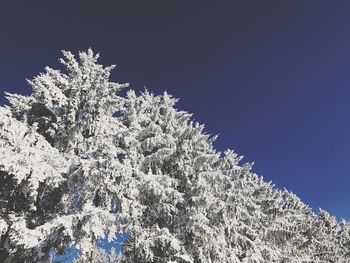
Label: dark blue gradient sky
xmin=0 ymin=1 xmax=349 ymax=219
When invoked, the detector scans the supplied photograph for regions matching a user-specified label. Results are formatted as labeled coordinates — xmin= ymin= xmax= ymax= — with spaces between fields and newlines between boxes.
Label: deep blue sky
xmin=0 ymin=1 xmax=349 ymax=220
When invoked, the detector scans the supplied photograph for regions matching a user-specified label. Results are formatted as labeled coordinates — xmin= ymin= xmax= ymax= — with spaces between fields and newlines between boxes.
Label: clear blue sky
xmin=0 ymin=1 xmax=349 ymax=220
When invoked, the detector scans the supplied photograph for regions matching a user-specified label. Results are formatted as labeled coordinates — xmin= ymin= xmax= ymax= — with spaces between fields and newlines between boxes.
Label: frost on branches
xmin=0 ymin=50 xmax=349 ymax=263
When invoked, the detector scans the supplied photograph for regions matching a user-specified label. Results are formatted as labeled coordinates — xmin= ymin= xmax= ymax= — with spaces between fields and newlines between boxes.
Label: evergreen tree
xmin=0 ymin=50 xmax=349 ymax=262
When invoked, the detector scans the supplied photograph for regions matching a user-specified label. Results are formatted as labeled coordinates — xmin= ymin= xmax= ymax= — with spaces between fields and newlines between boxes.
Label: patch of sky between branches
xmin=97 ymin=232 xmax=130 ymax=255
xmin=50 ymin=247 xmax=81 ymax=263
xmin=50 ymin=233 xmax=130 ymax=263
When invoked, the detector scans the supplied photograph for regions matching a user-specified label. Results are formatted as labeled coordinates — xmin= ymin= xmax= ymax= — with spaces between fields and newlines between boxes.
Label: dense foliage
xmin=0 ymin=50 xmax=349 ymax=262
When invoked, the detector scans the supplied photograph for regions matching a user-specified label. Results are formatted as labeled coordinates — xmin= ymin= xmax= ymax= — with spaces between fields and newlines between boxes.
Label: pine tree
xmin=0 ymin=50 xmax=349 ymax=262
xmin=1 ymin=50 xmax=132 ymax=262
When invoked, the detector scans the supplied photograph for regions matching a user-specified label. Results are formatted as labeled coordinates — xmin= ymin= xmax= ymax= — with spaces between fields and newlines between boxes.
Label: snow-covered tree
xmin=1 ymin=50 xmax=132 ymax=262
xmin=0 ymin=50 xmax=349 ymax=262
